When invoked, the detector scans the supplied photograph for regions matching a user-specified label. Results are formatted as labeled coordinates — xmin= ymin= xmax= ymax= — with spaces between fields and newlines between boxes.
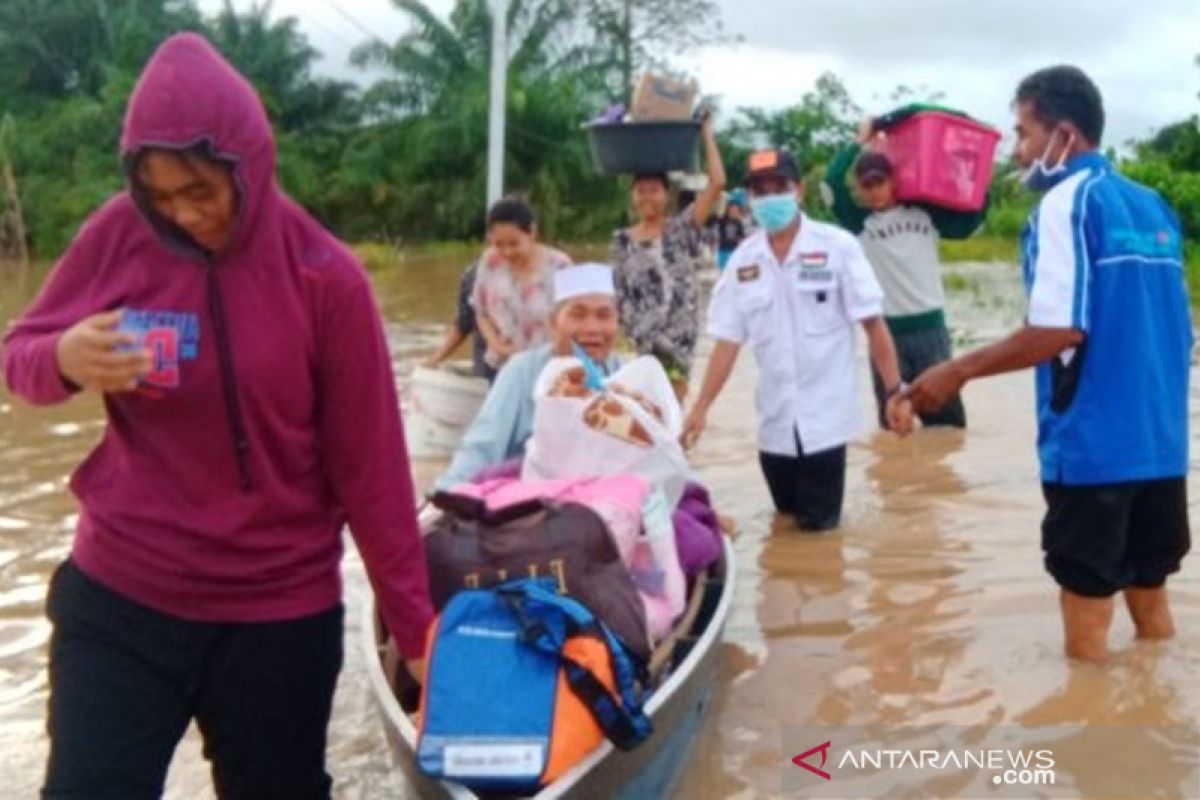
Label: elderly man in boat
xmin=437 ymin=263 xmax=619 ymax=489
xmin=435 ymin=262 xmax=722 ymax=580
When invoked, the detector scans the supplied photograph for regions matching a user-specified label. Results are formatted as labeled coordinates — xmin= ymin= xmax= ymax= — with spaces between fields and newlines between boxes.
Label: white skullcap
xmin=553 ymin=263 xmax=615 ymax=303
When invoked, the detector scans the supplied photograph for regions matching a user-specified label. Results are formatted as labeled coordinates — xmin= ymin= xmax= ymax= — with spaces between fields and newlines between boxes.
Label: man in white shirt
xmin=682 ymin=149 xmax=914 ymax=531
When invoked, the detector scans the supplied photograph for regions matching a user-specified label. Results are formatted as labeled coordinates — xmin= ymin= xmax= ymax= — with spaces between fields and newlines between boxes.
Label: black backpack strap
xmin=558 ymin=647 xmax=653 ymax=750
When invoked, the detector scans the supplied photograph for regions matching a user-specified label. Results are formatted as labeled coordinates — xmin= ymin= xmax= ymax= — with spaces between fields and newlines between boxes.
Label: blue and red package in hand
xmin=115 ymin=308 xmax=202 ymax=389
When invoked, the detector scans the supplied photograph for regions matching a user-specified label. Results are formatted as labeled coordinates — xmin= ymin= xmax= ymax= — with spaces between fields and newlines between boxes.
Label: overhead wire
xmin=318 ymin=0 xmax=391 ymax=45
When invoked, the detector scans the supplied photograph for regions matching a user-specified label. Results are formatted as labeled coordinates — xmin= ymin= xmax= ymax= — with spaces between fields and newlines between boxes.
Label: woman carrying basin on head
xmin=609 ymin=113 xmax=726 ymax=402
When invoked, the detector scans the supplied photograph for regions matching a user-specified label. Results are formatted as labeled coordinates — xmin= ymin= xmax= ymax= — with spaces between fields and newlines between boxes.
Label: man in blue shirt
xmin=908 ymin=66 xmax=1192 ymax=663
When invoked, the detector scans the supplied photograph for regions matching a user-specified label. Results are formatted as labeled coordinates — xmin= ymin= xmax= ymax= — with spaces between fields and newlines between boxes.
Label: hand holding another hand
xmin=886 ymin=393 xmax=916 ymax=437
xmin=909 ymin=361 xmax=968 ymax=416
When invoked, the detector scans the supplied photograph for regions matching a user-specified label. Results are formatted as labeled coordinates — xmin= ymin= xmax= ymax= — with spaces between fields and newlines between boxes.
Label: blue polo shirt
xmin=1021 ymin=151 xmax=1192 ymax=485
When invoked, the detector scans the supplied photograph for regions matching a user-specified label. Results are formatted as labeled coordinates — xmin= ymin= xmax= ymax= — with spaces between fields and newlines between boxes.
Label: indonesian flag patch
xmin=800 ymin=251 xmax=828 ymax=269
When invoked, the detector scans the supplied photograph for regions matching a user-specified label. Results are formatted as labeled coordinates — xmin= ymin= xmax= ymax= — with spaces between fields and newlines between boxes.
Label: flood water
xmin=1 ymin=253 xmax=1198 ymax=799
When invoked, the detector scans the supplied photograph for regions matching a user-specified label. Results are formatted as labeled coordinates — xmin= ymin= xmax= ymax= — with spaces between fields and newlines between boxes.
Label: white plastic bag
xmin=523 ymin=356 xmax=689 ymax=506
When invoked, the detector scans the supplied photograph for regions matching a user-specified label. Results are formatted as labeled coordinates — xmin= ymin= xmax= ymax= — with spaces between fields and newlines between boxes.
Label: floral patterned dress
xmin=609 ymin=207 xmax=705 ymax=378
xmin=470 ymin=245 xmax=572 ymax=366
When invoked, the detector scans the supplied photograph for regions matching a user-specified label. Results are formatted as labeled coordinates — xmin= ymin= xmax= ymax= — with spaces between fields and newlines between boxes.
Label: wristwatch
xmin=885 ymin=381 xmax=909 ymax=400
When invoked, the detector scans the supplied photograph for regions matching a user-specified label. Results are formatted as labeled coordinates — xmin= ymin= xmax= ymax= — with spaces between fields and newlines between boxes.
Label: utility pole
xmin=486 ymin=0 xmax=508 ymax=210
xmin=623 ymin=0 xmax=633 ymax=100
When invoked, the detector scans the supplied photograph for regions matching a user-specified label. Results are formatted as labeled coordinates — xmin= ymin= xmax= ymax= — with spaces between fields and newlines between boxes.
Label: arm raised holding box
xmin=690 ymin=113 xmax=727 ymax=229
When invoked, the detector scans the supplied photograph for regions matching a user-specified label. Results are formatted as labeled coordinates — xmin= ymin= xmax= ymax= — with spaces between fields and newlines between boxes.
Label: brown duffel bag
xmin=425 ymin=491 xmax=651 ymax=660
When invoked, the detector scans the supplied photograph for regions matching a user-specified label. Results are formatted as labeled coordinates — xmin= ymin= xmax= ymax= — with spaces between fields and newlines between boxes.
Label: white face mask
xmin=1018 ymin=128 xmax=1076 ymax=192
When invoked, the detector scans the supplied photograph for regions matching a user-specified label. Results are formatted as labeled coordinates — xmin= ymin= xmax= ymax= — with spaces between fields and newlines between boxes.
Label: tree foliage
xmin=1123 ymin=155 xmax=1200 ymax=240
xmin=578 ymin=0 xmax=732 ymax=99
xmin=2 ymin=1 xmax=1194 ymax=262
xmin=716 ymin=72 xmax=862 ymax=216
xmin=336 ymin=0 xmax=624 ymax=242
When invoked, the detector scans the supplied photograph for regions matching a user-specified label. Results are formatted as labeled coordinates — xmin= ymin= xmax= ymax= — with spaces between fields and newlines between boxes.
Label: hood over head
xmin=120 ymin=33 xmax=277 ymax=259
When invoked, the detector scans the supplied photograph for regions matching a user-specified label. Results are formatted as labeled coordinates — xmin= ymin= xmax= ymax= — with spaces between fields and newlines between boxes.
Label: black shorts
xmin=1041 ymin=478 xmax=1191 ymax=597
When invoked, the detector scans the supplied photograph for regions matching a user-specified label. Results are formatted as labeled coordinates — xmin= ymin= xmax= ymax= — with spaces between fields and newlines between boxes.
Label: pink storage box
xmin=877 ymin=111 xmax=1001 ymax=212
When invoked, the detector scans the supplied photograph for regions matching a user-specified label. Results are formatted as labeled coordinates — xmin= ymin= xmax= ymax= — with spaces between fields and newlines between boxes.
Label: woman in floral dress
xmin=471 ymin=197 xmax=572 ymax=369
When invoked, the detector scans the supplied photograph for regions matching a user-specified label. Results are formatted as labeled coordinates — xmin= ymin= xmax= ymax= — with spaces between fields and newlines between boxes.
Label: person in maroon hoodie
xmin=1 ymin=34 xmax=432 ymax=799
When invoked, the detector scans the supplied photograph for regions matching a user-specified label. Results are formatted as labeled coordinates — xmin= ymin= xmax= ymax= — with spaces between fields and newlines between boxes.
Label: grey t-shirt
xmin=858 ymin=206 xmax=945 ymax=318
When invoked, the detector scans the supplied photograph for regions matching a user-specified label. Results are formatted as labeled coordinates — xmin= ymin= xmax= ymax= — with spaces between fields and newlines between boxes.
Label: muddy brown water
xmin=1 ymin=254 xmax=1197 ymax=798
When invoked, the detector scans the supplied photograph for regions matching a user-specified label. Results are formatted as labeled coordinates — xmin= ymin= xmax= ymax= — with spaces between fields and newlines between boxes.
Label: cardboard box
xmin=630 ymin=73 xmax=697 ymax=122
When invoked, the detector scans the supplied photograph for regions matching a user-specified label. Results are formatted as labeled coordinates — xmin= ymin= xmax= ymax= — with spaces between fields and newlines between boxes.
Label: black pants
xmin=43 ymin=560 xmax=343 ymax=800
xmin=759 ymin=434 xmax=847 ymax=531
xmin=871 ymin=323 xmax=967 ymax=429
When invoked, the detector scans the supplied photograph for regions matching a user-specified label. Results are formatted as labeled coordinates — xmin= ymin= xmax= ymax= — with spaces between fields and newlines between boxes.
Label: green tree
xmin=1136 ymin=116 xmax=1200 ymax=172
xmin=348 ymin=0 xmax=624 ymax=241
xmin=3 ymin=0 xmax=744 ymax=255
xmin=0 ymin=1 xmax=206 ymax=256
xmin=725 ymin=73 xmax=861 ymax=166
xmin=351 ymin=0 xmax=578 ymax=115
xmin=579 ymin=0 xmax=732 ymax=100
xmin=0 ymin=0 xmax=203 ymax=105
xmin=0 ymin=114 xmax=30 ymax=263
xmin=719 ymin=72 xmax=861 ymax=215
xmin=3 ymin=0 xmax=358 ymax=255
xmin=1121 ymin=159 xmax=1200 ymax=239
xmin=10 ymin=80 xmax=133 ymax=255
xmin=208 ymin=1 xmax=357 ymax=130
xmin=205 ymin=1 xmax=362 ymax=219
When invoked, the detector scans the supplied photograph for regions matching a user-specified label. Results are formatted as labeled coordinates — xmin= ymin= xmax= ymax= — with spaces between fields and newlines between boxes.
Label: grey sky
xmin=203 ymin=0 xmax=1199 ymax=150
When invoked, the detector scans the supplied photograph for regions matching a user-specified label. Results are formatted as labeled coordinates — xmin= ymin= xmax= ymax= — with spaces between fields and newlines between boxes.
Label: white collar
xmin=750 ymin=213 xmax=812 ymax=270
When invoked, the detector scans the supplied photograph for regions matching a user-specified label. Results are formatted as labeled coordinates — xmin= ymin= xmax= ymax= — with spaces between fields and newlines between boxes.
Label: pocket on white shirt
xmin=797 ymin=284 xmax=843 ymax=335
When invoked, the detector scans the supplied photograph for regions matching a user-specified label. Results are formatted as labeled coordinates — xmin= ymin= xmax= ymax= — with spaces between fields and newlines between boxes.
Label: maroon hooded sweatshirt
xmin=1 ymin=34 xmax=433 ymax=657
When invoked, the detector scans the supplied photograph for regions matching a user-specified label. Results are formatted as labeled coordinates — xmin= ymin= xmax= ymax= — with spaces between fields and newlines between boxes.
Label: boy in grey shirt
xmin=856 ymin=151 xmax=966 ymax=428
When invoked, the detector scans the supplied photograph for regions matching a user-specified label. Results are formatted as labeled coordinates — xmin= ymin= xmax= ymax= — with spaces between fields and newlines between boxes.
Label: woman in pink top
xmin=1 ymin=34 xmax=431 ymax=799
xmin=471 ymin=197 xmax=572 ymax=369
